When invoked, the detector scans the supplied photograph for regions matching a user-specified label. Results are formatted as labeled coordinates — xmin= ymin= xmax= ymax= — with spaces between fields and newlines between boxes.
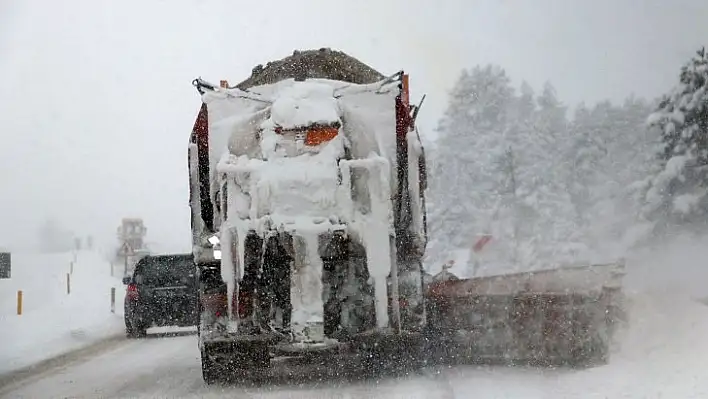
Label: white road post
xmin=110 ymin=287 xmax=116 ymax=313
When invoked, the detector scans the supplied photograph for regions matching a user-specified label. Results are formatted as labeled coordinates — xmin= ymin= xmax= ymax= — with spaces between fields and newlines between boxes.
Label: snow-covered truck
xmin=188 ymin=48 xmax=428 ymax=383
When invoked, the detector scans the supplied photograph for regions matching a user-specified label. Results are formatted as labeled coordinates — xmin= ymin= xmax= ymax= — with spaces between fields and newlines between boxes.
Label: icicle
xmin=220 ymin=226 xmax=234 ymax=320
xmin=188 ymin=143 xmax=205 ymax=252
xmin=290 ymin=232 xmax=325 ymax=340
xmin=363 ymin=158 xmax=392 ymax=329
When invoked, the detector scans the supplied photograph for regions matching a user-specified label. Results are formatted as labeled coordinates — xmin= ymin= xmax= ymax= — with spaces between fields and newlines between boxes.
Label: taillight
xmin=126 ymin=283 xmax=139 ymax=300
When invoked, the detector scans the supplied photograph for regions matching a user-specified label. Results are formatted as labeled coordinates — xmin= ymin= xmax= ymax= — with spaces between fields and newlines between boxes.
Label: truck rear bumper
xmin=202 ymin=329 xmax=425 ymax=361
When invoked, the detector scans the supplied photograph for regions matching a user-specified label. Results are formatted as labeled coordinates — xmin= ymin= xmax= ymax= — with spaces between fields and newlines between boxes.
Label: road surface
xmin=2 ymin=312 xmax=708 ymax=399
xmin=0 ymin=330 xmax=584 ymax=399
xmin=4 ymin=289 xmax=708 ymax=398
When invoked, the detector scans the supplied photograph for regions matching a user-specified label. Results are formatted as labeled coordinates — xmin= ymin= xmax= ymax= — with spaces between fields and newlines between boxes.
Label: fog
xmin=1 ymin=0 xmax=706 ymax=253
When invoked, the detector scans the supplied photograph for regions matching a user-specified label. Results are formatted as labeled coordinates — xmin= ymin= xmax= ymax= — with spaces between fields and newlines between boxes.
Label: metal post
xmin=70 ymin=261 xmax=74 ymax=275
xmin=66 ymin=273 xmax=71 ymax=295
xmin=110 ymin=287 xmax=116 ymax=313
xmin=17 ymin=290 xmax=22 ymax=315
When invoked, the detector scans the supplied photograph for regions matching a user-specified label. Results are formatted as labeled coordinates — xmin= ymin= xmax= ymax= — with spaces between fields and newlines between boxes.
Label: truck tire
xmin=201 ymin=349 xmax=220 ymax=384
xmin=124 ymin=315 xmax=134 ymax=337
xmin=126 ymin=319 xmax=147 ymax=339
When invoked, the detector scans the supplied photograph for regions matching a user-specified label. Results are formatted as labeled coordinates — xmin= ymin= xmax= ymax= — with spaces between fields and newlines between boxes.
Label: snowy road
xmin=0 ymin=330 xmax=578 ymax=399
xmin=4 ymin=291 xmax=708 ymax=399
xmin=5 ymin=240 xmax=708 ymax=398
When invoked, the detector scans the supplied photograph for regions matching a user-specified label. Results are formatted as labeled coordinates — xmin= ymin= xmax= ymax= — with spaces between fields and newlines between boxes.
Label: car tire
xmin=127 ymin=319 xmax=148 ymax=339
xmin=134 ymin=325 xmax=148 ymax=338
xmin=124 ymin=314 xmax=134 ymax=337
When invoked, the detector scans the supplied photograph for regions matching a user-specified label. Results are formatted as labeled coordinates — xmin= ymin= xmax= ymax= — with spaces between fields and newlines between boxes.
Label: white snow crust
xmin=204 ymin=77 xmax=408 ymax=336
xmin=269 ymin=82 xmax=340 ymax=129
xmin=0 ymin=250 xmax=126 ymax=375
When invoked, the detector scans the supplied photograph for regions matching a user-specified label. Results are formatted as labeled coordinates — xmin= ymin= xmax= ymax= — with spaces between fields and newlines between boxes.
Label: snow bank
xmin=552 ymin=290 xmax=708 ymax=397
xmin=0 ymin=250 xmax=125 ymax=374
xmin=559 ymin=234 xmax=708 ymax=396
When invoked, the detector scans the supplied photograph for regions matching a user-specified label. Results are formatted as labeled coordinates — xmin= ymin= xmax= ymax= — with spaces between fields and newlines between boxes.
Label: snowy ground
xmin=3 ymin=237 xmax=708 ymax=397
xmin=3 ymin=283 xmax=708 ymax=398
xmin=0 ymin=250 xmax=127 ymax=374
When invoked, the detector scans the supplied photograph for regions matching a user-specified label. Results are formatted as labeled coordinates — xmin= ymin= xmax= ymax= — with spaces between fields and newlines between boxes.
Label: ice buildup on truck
xmin=188 ymin=48 xmax=429 ymax=383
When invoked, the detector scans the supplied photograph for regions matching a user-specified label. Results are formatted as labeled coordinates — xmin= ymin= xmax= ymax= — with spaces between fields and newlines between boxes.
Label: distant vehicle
xmin=122 ymin=253 xmax=199 ymax=338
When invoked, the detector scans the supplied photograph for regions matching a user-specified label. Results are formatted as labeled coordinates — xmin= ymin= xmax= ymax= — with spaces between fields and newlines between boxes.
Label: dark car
xmin=122 ymin=253 xmax=199 ymax=338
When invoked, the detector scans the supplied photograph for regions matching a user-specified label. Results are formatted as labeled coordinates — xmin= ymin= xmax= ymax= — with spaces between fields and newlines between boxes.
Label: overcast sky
xmin=0 ymin=0 xmax=706 ymax=253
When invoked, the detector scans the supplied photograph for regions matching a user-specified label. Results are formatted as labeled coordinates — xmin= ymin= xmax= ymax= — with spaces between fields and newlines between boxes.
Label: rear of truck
xmin=187 ymin=49 xmax=429 ymax=383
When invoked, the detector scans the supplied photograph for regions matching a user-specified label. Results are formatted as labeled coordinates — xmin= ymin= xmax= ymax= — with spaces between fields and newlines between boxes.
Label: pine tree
xmin=562 ymin=95 xmax=658 ymax=256
xmin=429 ymin=71 xmax=581 ymax=272
xmin=427 ymin=65 xmax=515 ymax=271
xmin=641 ymin=47 xmax=708 ymax=234
xmin=523 ymin=82 xmax=580 ymax=266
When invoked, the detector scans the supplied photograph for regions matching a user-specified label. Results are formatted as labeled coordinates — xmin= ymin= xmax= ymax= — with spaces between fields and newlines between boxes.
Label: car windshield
xmin=138 ymin=256 xmax=195 ymax=287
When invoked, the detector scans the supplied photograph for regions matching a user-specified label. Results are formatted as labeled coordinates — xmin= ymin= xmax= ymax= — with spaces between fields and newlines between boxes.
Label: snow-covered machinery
xmin=425 ymin=261 xmax=627 ymax=367
xmin=188 ymin=48 xmax=428 ymax=383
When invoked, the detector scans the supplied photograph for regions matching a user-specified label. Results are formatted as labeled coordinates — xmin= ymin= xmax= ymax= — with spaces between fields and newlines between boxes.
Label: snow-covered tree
xmin=607 ymin=97 xmax=661 ymax=240
xmin=527 ymin=83 xmax=586 ymax=263
xmin=427 ymin=65 xmax=515 ymax=270
xmin=427 ymin=61 xmax=664 ymax=272
xmin=640 ymin=47 xmax=708 ymax=235
xmin=564 ymin=96 xmax=657 ymax=255
xmin=429 ymin=70 xmax=582 ymax=273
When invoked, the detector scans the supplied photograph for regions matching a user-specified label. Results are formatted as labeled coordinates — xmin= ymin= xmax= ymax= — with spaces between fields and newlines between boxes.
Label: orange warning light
xmin=304 ymin=127 xmax=339 ymax=146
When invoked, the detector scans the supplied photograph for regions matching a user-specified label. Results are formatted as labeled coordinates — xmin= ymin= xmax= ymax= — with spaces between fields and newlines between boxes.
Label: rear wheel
xmin=124 ymin=314 xmax=133 ymax=337
xmin=126 ymin=318 xmax=148 ymax=339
